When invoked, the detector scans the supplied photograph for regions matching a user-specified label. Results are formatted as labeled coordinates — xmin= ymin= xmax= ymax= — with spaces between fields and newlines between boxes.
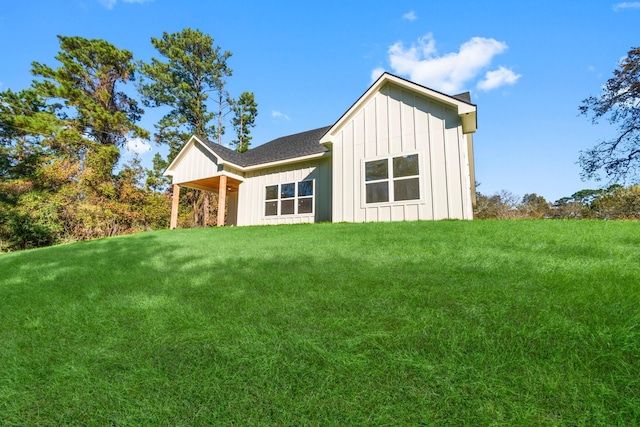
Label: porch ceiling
xmin=181 ymin=176 xmax=241 ymax=192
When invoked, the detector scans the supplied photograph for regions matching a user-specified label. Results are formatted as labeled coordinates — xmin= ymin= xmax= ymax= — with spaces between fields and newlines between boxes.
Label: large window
xmin=365 ymin=154 xmax=420 ymax=204
xmin=265 ymin=180 xmax=314 ymax=216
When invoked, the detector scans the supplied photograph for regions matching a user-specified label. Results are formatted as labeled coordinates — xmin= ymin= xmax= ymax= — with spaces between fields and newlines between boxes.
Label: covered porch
xmin=170 ymin=174 xmax=242 ymax=228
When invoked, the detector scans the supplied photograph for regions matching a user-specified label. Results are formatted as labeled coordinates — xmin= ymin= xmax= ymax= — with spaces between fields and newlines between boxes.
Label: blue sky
xmin=1 ymin=0 xmax=638 ymax=202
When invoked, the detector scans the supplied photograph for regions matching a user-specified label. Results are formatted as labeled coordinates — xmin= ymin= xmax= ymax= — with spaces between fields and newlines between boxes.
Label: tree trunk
xmin=203 ymin=192 xmax=210 ymax=226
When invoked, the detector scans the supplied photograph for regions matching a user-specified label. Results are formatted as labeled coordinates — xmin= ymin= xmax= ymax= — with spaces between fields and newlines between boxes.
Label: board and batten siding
xmin=236 ymin=157 xmax=332 ymax=226
xmin=170 ymin=142 xmax=219 ymax=185
xmin=331 ymin=83 xmax=473 ymax=222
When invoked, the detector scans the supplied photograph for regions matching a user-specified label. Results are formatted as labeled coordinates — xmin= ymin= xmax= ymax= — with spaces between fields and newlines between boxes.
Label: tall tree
xmin=0 ymin=89 xmax=51 ymax=181
xmin=145 ymin=152 xmax=170 ymax=193
xmin=230 ymin=91 xmax=258 ymax=153
xmin=0 ymin=35 xmax=164 ymax=251
xmin=31 ymin=36 xmax=150 ymax=205
xmin=138 ymin=28 xmax=234 ymax=227
xmin=138 ymin=28 xmax=232 ymax=159
xmin=32 ymin=36 xmax=148 ymax=148
xmin=579 ymin=46 xmax=640 ymax=183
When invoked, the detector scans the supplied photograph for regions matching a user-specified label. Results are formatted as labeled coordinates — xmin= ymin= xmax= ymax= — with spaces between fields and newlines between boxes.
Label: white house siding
xmin=332 ymin=83 xmax=472 ymax=222
xmin=171 ymin=142 xmax=219 ymax=184
xmin=236 ymin=157 xmax=332 ymax=226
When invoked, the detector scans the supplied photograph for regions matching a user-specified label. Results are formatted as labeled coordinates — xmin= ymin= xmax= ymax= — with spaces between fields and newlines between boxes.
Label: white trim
xmin=165 ymin=135 xmax=329 ymax=180
xmin=321 ymin=72 xmax=477 ymax=147
xmin=219 ymin=167 xmax=245 ymax=183
xmin=221 ymin=151 xmax=329 ymax=172
xmin=164 ymin=135 xmax=224 ymax=177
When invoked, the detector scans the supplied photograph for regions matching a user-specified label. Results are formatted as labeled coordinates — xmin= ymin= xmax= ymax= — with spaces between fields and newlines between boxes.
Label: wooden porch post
xmin=170 ymin=184 xmax=180 ymax=229
xmin=217 ymin=175 xmax=227 ymax=227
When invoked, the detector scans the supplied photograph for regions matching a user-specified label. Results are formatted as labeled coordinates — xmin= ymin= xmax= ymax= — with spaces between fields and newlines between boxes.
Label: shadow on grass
xmin=0 ymin=223 xmax=639 ymax=425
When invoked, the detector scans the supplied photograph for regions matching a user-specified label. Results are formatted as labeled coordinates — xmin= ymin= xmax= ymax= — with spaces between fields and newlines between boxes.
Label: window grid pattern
xmin=265 ymin=180 xmax=314 ymax=216
xmin=365 ymin=154 xmax=420 ymax=204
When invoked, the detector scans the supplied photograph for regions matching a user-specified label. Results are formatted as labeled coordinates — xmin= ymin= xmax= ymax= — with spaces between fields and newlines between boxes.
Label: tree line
xmin=475 ymin=185 xmax=640 ymax=220
xmin=476 ymin=45 xmax=640 ymax=221
xmin=1 ymin=29 xmax=257 ymax=251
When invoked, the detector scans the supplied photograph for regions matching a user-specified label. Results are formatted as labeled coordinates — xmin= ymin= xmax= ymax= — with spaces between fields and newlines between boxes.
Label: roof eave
xmin=163 ymin=135 xmax=229 ymax=176
xmin=461 ymin=111 xmax=477 ymax=134
xmin=239 ymin=151 xmax=329 ymax=172
xmin=320 ymin=72 xmax=478 ymax=144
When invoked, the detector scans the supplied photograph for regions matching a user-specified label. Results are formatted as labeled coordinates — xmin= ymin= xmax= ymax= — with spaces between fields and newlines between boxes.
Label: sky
xmin=1 ymin=0 xmax=638 ymax=202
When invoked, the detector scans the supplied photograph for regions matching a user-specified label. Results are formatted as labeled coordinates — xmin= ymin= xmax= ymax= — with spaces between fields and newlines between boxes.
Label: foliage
xmin=0 ymin=36 xmax=168 ymax=252
xmin=579 ymin=46 xmax=640 ymax=182
xmin=145 ymin=152 xmax=170 ymax=193
xmin=230 ymin=91 xmax=258 ymax=152
xmin=519 ymin=193 xmax=550 ymax=218
xmin=1 ymin=221 xmax=639 ymax=425
xmin=476 ymin=185 xmax=640 ymax=220
xmin=137 ymin=28 xmax=232 ymax=161
xmin=592 ymin=184 xmax=640 ymax=219
xmin=474 ymin=190 xmax=524 ymax=219
xmin=31 ymin=35 xmax=148 ymax=147
xmin=138 ymin=28 xmax=255 ymax=227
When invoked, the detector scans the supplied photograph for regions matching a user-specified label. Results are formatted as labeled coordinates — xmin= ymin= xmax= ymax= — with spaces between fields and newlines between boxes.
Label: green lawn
xmin=1 ymin=220 xmax=639 ymax=425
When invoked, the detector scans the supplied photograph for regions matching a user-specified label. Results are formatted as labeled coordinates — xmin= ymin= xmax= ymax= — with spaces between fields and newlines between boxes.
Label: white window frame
xmin=362 ymin=152 xmax=422 ymax=206
xmin=264 ymin=180 xmax=315 ymax=217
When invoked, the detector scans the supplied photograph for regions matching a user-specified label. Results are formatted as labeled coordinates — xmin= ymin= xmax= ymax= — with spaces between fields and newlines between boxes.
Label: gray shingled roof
xmin=199 ymin=126 xmax=331 ymax=168
xmin=452 ymin=92 xmax=472 ymax=104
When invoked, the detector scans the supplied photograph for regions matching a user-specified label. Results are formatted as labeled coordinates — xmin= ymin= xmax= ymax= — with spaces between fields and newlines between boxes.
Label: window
xmin=265 ymin=180 xmax=314 ymax=216
xmin=365 ymin=154 xmax=420 ymax=204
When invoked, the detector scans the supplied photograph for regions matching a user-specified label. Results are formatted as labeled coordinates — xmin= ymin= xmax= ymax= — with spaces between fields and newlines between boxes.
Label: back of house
xmin=164 ymin=72 xmax=477 ymax=227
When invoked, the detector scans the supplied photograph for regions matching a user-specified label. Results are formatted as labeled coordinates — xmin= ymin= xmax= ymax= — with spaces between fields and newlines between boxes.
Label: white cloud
xmin=382 ymin=33 xmax=519 ymax=93
xmin=477 ymin=66 xmax=521 ymax=91
xmin=99 ymin=0 xmax=153 ymax=8
xmin=370 ymin=67 xmax=385 ymax=83
xmin=272 ymin=110 xmax=291 ymax=121
xmin=126 ymin=137 xmax=152 ymax=154
xmin=587 ymin=65 xmax=604 ymax=78
xmin=403 ymin=11 xmax=417 ymax=21
xmin=99 ymin=0 xmax=117 ymax=9
xmin=613 ymin=2 xmax=640 ymax=11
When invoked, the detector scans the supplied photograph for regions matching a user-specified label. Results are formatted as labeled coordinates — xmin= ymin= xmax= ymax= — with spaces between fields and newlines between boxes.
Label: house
xmin=164 ymin=72 xmax=477 ymax=227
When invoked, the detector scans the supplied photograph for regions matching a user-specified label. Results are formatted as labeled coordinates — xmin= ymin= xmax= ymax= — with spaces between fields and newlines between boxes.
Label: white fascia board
xmin=223 ymin=151 xmax=329 ymax=172
xmin=163 ymin=135 xmax=227 ymax=176
xmin=383 ymin=74 xmax=477 ymax=114
xmin=220 ymin=168 xmax=245 ymax=182
xmin=320 ymin=72 xmax=478 ymax=145
xmin=319 ymin=74 xmax=388 ymax=146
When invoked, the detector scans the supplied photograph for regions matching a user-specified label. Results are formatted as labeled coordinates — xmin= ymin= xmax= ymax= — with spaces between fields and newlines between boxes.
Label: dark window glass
xmin=298 ymin=181 xmax=313 ymax=197
xmin=281 ymin=183 xmax=295 ymax=199
xmin=281 ymin=199 xmax=295 ymax=215
xmin=393 ymin=154 xmax=419 ymax=178
xmin=265 ymin=201 xmax=278 ymax=216
xmin=298 ymin=198 xmax=313 ymax=213
xmin=365 ymin=159 xmax=388 ymax=181
xmin=266 ymin=185 xmax=278 ymax=200
xmin=394 ymin=178 xmax=420 ymax=201
xmin=366 ymin=182 xmax=389 ymax=203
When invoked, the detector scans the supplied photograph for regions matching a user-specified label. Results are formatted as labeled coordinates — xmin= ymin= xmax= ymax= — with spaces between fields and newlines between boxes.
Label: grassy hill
xmin=1 ymin=220 xmax=639 ymax=425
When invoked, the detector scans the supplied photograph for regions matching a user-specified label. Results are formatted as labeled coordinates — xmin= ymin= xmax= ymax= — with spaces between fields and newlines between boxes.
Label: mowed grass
xmin=0 ymin=220 xmax=639 ymax=426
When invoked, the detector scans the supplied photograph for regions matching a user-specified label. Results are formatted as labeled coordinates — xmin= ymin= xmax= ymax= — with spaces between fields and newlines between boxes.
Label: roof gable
xmin=163 ymin=136 xmax=213 ymax=176
xmin=166 ymin=127 xmax=331 ymax=176
xmin=320 ymin=72 xmax=477 ymax=147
